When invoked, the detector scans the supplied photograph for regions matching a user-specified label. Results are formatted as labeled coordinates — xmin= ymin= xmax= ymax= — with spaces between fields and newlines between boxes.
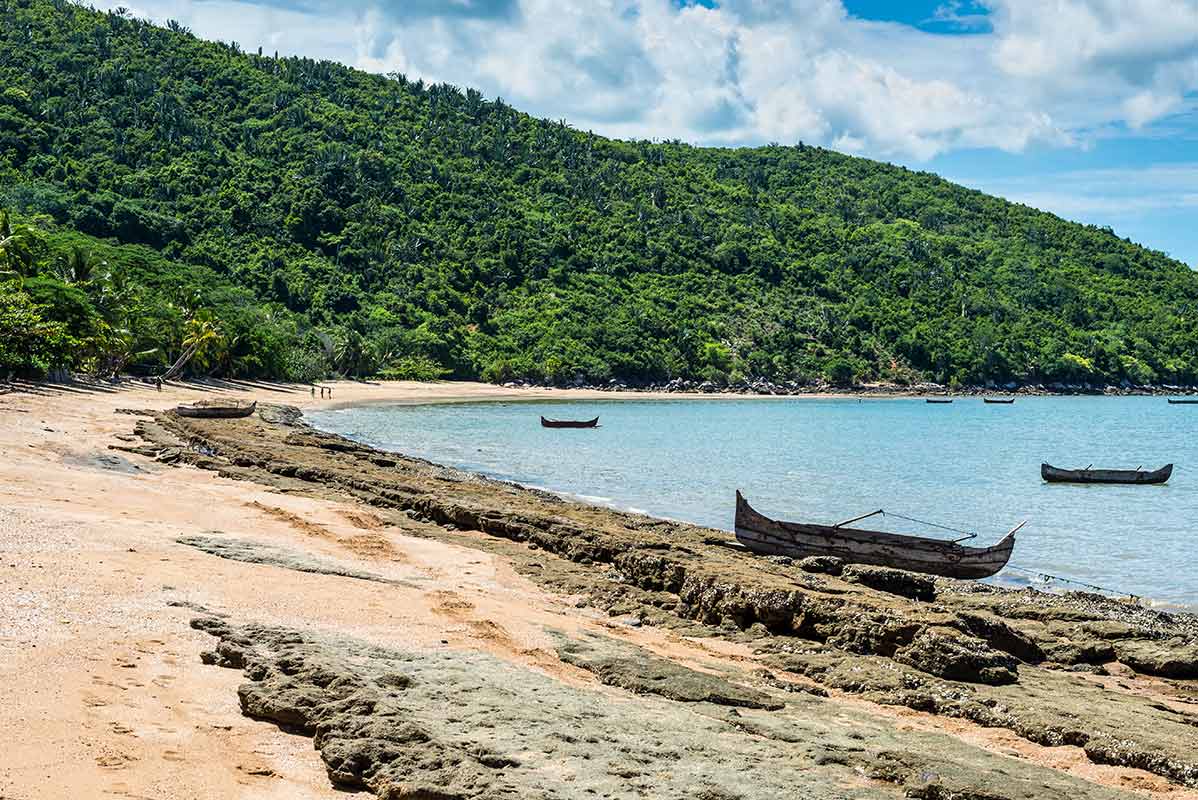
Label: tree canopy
xmin=1 ymin=0 xmax=1196 ymax=387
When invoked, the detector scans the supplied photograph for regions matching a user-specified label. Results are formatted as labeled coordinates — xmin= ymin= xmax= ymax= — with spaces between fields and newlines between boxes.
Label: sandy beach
xmin=2 ymin=379 xmax=1197 ymax=800
xmin=0 ymin=379 xmax=592 ymax=799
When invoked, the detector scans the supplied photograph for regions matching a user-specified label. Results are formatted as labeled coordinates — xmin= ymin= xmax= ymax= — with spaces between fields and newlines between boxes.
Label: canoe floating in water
xmin=174 ymin=399 xmax=257 ymax=419
xmin=984 ymin=398 xmax=1015 ymax=404
xmin=1168 ymin=398 xmax=1198 ymax=404
xmin=540 ymin=415 xmax=599 ymax=429
xmin=733 ymin=491 xmax=1020 ymax=579
xmin=925 ymin=398 xmax=953 ymax=404
xmin=1040 ymin=463 xmax=1172 ymax=485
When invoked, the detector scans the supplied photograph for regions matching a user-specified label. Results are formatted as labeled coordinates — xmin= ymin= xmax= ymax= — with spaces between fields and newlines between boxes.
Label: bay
xmin=309 ymin=397 xmax=1198 ymax=608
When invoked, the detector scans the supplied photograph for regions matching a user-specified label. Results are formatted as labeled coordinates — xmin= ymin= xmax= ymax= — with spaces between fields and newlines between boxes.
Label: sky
xmin=91 ymin=0 xmax=1198 ymax=266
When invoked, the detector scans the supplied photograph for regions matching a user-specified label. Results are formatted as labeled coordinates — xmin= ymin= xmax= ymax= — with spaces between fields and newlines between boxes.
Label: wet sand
xmin=2 ymin=379 xmax=1197 ymax=799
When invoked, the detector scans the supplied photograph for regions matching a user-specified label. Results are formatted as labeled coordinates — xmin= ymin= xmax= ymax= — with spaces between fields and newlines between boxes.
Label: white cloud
xmin=988 ymin=0 xmax=1198 ymax=130
xmin=81 ymin=0 xmax=1198 ymax=160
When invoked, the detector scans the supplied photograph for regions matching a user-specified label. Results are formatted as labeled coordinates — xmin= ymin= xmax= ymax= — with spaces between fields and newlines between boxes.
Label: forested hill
xmin=2 ymin=0 xmax=1196 ymax=387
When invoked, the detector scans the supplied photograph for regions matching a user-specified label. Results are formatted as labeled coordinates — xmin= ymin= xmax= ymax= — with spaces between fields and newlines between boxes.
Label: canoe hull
xmin=925 ymin=399 xmax=953 ymax=404
xmin=984 ymin=398 xmax=1015 ymax=404
xmin=733 ymin=492 xmax=1015 ymax=580
xmin=1168 ymin=399 xmax=1198 ymax=405
xmin=540 ymin=416 xmax=599 ymax=428
xmin=1040 ymin=463 xmax=1172 ymax=485
xmin=174 ymin=400 xmax=257 ymax=419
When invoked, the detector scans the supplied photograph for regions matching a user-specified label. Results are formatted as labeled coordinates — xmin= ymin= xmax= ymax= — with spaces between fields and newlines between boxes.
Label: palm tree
xmin=334 ymin=328 xmax=368 ymax=377
xmin=56 ymin=245 xmax=104 ymax=284
xmin=88 ymin=321 xmax=159 ymax=378
xmin=160 ymin=312 xmax=221 ymax=381
xmin=0 ymin=210 xmax=38 ymax=277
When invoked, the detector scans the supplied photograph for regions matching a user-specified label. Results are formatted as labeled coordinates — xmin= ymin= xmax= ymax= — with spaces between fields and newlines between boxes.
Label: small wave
xmin=989 ymin=569 xmax=1197 ymax=612
xmin=572 ymin=493 xmax=616 ymax=505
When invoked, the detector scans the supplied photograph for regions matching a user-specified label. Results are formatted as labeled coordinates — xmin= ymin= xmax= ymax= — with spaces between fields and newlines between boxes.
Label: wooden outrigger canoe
xmin=540 ymin=415 xmax=599 ymax=429
xmin=925 ymin=398 xmax=953 ymax=404
xmin=984 ymin=398 xmax=1015 ymax=404
xmin=733 ymin=491 xmax=1021 ymax=579
xmin=1168 ymin=398 xmax=1198 ymax=405
xmin=1041 ymin=463 xmax=1172 ymax=485
xmin=174 ymin=399 xmax=257 ymax=419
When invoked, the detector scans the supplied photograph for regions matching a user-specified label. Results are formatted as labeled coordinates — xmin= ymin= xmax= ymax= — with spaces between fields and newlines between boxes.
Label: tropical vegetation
xmin=1 ymin=0 xmax=1196 ymax=388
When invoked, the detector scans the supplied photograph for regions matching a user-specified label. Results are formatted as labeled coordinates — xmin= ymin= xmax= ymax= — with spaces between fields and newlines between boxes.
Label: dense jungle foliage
xmin=2 ymin=0 xmax=1196 ymax=386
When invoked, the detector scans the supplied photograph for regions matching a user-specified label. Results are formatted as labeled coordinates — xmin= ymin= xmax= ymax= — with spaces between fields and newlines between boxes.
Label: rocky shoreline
xmin=503 ymin=376 xmax=1198 ymax=397
xmin=122 ymin=404 xmax=1198 ymax=798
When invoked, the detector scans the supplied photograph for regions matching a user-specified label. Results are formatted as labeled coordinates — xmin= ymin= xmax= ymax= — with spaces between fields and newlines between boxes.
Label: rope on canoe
xmin=878 ymin=510 xmax=977 ymax=542
xmin=840 ymin=511 xmax=1141 ymax=600
xmin=839 ymin=512 xmax=1142 ymax=600
xmin=1004 ymin=563 xmax=1139 ymax=601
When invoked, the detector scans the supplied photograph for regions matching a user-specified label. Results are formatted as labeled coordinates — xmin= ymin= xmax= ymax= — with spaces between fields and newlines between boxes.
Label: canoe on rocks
xmin=174 ymin=399 xmax=257 ymax=419
xmin=540 ymin=416 xmax=599 ymax=428
xmin=733 ymin=491 xmax=1020 ymax=579
xmin=1040 ymin=463 xmax=1172 ymax=485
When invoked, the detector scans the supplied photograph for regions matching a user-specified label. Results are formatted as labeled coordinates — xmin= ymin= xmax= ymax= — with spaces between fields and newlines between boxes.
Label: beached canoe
xmin=1167 ymin=399 xmax=1198 ymax=405
xmin=984 ymin=398 xmax=1015 ymax=404
xmin=540 ymin=416 xmax=599 ymax=429
xmin=733 ymin=491 xmax=1020 ymax=579
xmin=174 ymin=399 xmax=257 ymax=419
xmin=925 ymin=398 xmax=953 ymax=404
xmin=1041 ymin=463 xmax=1172 ymax=485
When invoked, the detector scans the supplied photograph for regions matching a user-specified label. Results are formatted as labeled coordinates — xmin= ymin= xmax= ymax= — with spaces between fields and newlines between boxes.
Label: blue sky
xmin=102 ymin=0 xmax=1198 ymax=266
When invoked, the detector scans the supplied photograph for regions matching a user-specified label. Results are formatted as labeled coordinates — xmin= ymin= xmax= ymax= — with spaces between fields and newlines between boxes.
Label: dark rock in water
xmin=553 ymin=631 xmax=783 ymax=710
xmin=798 ymin=556 xmax=844 ymax=576
xmin=841 ymin=565 xmax=935 ymax=602
xmin=1115 ymin=639 xmax=1198 ymax=679
xmin=894 ymin=628 xmax=1019 ymax=685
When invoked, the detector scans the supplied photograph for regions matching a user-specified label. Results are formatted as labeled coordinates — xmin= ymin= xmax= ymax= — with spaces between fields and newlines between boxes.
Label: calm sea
xmin=309 ymin=397 xmax=1198 ymax=608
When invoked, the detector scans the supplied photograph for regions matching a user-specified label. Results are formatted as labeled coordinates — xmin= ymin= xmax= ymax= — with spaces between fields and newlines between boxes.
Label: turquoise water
xmin=309 ymin=397 xmax=1198 ymax=608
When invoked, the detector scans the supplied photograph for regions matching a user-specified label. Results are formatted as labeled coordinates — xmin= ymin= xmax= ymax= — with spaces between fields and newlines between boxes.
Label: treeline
xmin=0 ymin=210 xmax=384 ymax=380
xmin=1 ymin=0 xmax=1196 ymax=387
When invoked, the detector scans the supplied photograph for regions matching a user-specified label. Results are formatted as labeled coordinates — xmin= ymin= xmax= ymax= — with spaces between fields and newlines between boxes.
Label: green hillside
xmin=2 ymin=0 xmax=1196 ymax=387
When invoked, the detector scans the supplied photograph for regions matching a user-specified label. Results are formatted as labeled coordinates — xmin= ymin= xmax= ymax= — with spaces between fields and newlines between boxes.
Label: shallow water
xmin=309 ymin=397 xmax=1198 ymax=607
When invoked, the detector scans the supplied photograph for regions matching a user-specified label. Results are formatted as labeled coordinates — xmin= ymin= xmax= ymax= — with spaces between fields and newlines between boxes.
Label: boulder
xmin=797 ymin=555 xmax=844 ymax=576
xmin=1042 ymin=640 xmax=1116 ymax=666
xmin=841 ymin=564 xmax=936 ymax=602
xmin=894 ymin=628 xmax=1019 ymax=685
xmin=1116 ymin=639 xmax=1198 ymax=679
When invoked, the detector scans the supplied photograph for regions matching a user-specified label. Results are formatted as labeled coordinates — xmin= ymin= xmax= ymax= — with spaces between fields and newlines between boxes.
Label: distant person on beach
xmin=155 ymin=377 xmax=162 ymax=391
